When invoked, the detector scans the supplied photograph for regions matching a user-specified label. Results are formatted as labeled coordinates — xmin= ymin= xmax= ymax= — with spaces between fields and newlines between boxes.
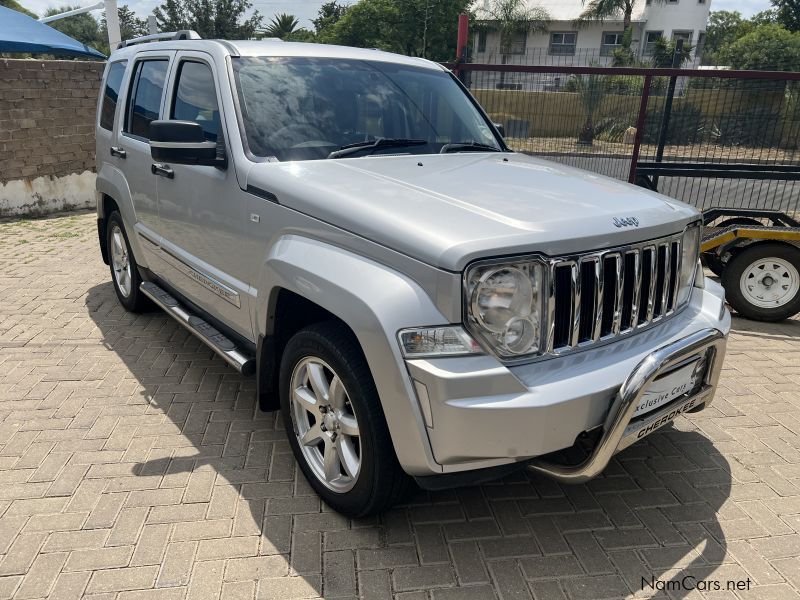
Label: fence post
xmin=629 ymin=74 xmax=653 ymax=184
xmin=455 ymin=14 xmax=469 ymax=83
xmin=652 ymin=39 xmax=685 ymax=188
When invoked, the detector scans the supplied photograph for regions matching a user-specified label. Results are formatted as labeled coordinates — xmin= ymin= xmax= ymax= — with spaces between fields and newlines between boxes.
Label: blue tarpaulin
xmin=0 ymin=5 xmax=106 ymax=59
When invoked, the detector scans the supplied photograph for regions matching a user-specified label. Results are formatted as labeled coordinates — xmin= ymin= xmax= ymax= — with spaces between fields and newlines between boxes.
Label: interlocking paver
xmin=2 ymin=211 xmax=800 ymax=599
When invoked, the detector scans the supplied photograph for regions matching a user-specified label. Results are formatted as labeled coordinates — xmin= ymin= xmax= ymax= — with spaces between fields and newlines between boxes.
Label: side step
xmin=140 ymin=282 xmax=255 ymax=376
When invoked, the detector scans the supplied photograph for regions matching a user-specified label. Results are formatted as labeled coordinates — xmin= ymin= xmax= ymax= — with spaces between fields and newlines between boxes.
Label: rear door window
xmin=99 ymin=60 xmax=127 ymax=131
xmin=170 ymin=61 xmax=220 ymax=142
xmin=124 ymin=59 xmax=169 ymax=139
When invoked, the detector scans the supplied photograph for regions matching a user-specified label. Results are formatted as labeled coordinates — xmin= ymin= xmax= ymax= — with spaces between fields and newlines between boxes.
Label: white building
xmin=473 ymin=0 xmax=711 ymax=65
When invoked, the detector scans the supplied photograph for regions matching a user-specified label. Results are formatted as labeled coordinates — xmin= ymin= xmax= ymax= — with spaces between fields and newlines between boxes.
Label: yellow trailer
xmin=701 ymin=209 xmax=800 ymax=322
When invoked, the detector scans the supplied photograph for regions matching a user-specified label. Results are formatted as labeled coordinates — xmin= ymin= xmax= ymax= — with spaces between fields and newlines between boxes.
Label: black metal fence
xmin=448 ymin=62 xmax=800 ymax=214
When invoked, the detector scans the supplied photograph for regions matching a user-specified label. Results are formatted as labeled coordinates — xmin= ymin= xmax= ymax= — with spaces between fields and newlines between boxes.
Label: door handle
xmin=151 ymin=163 xmax=174 ymax=179
xmin=110 ymin=146 xmax=126 ymax=158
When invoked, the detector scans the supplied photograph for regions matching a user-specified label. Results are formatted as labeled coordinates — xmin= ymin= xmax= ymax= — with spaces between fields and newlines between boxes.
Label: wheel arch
xmin=97 ymin=194 xmax=120 ymax=265
xmin=254 ymin=235 xmax=449 ymax=475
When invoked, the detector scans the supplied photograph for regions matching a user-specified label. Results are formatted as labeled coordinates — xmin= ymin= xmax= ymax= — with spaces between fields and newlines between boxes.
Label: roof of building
xmin=474 ymin=0 xmax=647 ymax=23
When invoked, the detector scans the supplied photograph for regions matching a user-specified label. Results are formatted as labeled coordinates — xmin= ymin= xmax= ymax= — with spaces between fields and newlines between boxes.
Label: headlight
xmin=465 ymin=262 xmax=544 ymax=358
xmin=677 ymin=223 xmax=701 ymax=306
xmin=399 ymin=326 xmax=482 ymax=358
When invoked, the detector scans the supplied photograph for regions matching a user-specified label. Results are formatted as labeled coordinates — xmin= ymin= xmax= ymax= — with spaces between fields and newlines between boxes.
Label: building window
xmin=666 ymin=0 xmax=679 ymax=3
xmin=643 ymin=31 xmax=663 ymax=55
xmin=477 ymin=30 xmax=487 ymax=53
xmin=549 ymin=32 xmax=577 ymax=55
xmin=600 ymin=32 xmax=623 ymax=56
xmin=672 ymin=30 xmax=693 ymax=47
xmin=697 ymin=31 xmax=706 ymax=51
xmin=698 ymin=0 xmax=705 ymax=3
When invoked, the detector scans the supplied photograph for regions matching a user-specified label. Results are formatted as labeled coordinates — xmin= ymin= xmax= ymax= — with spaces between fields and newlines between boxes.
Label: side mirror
xmin=149 ymin=120 xmax=226 ymax=168
xmin=493 ymin=122 xmax=505 ymax=138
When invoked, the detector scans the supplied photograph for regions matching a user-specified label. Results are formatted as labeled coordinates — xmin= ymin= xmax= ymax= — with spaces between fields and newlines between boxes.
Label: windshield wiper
xmin=439 ymin=142 xmax=502 ymax=154
xmin=327 ymin=138 xmax=428 ymax=159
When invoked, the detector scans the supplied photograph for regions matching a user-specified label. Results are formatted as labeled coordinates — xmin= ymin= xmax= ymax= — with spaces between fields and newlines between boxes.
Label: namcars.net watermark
xmin=642 ymin=575 xmax=752 ymax=593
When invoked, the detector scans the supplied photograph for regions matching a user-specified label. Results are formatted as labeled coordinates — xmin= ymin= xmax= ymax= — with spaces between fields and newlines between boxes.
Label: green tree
xmin=325 ymin=0 xmax=472 ymax=60
xmin=43 ymin=5 xmax=103 ymax=48
xmin=313 ymin=1 xmax=348 ymax=35
xmin=99 ymin=5 xmax=147 ymax=49
xmin=719 ymin=23 xmax=800 ymax=70
xmin=153 ymin=0 xmax=262 ymax=39
xmin=152 ymin=0 xmax=189 ymax=31
xmin=703 ymin=11 xmax=750 ymax=61
xmin=772 ymin=0 xmax=800 ymax=31
xmin=1 ymin=0 xmax=37 ymax=18
xmin=265 ymin=13 xmax=299 ymax=38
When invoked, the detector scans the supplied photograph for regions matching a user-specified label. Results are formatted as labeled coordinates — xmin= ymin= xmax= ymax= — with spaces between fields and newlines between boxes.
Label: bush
xmin=642 ymin=103 xmax=705 ymax=145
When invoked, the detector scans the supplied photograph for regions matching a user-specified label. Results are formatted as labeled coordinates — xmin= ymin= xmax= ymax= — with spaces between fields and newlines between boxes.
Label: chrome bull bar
xmin=528 ymin=327 xmax=727 ymax=484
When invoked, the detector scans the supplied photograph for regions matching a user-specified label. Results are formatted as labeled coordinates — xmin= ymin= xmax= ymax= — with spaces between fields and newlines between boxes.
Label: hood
xmin=246 ymin=152 xmax=700 ymax=271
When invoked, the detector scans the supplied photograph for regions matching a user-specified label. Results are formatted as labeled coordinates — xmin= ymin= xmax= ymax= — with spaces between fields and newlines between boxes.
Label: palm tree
xmin=573 ymin=72 xmax=607 ymax=145
xmin=577 ymin=0 xmax=636 ymax=51
xmin=483 ymin=0 xmax=550 ymax=55
xmin=480 ymin=0 xmax=550 ymax=86
xmin=265 ymin=13 xmax=299 ymax=39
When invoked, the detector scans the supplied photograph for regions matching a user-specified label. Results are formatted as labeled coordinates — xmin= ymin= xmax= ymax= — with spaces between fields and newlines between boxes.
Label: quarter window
xmin=550 ymin=32 xmax=577 ymax=55
xmin=171 ymin=61 xmax=221 ymax=142
xmin=125 ymin=59 xmax=169 ymax=139
xmin=99 ymin=61 xmax=127 ymax=131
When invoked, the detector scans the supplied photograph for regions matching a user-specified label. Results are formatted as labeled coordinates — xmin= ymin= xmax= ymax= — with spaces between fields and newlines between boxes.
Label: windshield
xmin=232 ymin=57 xmax=501 ymax=161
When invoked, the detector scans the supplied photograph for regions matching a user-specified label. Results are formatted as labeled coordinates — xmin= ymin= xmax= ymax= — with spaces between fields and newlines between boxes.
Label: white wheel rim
xmin=289 ymin=357 xmax=361 ymax=493
xmin=739 ymin=256 xmax=800 ymax=309
xmin=110 ymin=224 xmax=132 ymax=298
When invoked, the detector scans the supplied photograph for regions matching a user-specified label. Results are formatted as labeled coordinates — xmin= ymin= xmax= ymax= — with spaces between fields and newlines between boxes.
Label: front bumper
xmin=404 ymin=282 xmax=730 ymax=478
xmin=528 ymin=326 xmax=725 ymax=483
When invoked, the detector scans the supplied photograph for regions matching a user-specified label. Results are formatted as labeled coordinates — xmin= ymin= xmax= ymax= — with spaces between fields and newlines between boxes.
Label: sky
xmin=20 ymin=0 xmax=774 ymax=29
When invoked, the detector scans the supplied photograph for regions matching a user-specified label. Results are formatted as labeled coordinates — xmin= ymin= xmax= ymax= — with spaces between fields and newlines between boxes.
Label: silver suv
xmin=95 ymin=33 xmax=730 ymax=516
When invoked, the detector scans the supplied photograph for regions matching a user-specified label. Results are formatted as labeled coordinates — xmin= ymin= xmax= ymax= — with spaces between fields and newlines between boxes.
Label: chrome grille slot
xmin=547 ymin=232 xmax=688 ymax=355
xmin=577 ymin=260 xmax=597 ymax=343
xmin=552 ymin=264 xmax=574 ymax=349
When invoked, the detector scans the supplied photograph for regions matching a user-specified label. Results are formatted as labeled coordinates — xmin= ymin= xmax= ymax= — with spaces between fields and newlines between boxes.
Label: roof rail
xmin=118 ymin=30 xmax=201 ymax=49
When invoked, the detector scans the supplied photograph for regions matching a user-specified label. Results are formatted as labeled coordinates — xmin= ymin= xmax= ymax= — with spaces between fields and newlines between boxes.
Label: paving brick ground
xmin=1 ymin=211 xmax=800 ymax=600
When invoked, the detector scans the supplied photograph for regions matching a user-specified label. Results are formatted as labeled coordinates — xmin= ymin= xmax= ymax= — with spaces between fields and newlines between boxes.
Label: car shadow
xmin=86 ymin=280 xmax=735 ymax=599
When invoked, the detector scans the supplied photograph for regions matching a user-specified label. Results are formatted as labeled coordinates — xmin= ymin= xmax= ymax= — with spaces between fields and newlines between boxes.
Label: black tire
xmin=279 ymin=321 xmax=410 ymax=517
xmin=723 ymin=242 xmax=800 ymax=322
xmin=106 ymin=211 xmax=149 ymax=312
xmin=703 ymin=217 xmax=763 ymax=277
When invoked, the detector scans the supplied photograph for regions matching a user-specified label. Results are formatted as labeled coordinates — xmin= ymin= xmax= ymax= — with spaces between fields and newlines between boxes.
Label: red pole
xmin=455 ymin=13 xmax=469 ymax=79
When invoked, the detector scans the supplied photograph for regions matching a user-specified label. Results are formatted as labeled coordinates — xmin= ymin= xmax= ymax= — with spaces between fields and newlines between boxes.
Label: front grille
xmin=546 ymin=233 xmax=684 ymax=354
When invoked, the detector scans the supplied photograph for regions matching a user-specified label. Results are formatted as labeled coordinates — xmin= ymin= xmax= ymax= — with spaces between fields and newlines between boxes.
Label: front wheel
xmin=723 ymin=243 xmax=800 ymax=322
xmin=279 ymin=322 xmax=410 ymax=517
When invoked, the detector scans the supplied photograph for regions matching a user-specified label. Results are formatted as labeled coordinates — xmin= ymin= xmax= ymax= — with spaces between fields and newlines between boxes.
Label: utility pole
xmin=105 ymin=0 xmax=121 ymax=50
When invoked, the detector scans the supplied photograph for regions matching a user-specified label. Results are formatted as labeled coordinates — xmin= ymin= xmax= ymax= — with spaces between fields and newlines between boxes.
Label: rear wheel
xmin=279 ymin=321 xmax=410 ymax=517
xmin=723 ymin=243 xmax=800 ymax=322
xmin=106 ymin=211 xmax=149 ymax=312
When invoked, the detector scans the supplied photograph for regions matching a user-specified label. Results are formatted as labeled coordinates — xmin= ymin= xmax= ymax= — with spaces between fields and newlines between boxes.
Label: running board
xmin=140 ymin=281 xmax=255 ymax=376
